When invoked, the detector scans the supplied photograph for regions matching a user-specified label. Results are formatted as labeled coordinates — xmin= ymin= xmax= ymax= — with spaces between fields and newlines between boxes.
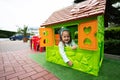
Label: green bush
xmin=105 ymin=39 xmax=120 ymax=55
xmin=0 ymin=30 xmax=16 ymax=38
xmin=105 ymin=27 xmax=120 ymax=40
xmin=0 ymin=34 xmax=8 ymax=38
xmin=105 ymin=27 xmax=120 ymax=55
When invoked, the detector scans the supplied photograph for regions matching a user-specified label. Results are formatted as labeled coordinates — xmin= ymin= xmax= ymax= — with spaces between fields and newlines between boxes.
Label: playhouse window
xmin=66 ymin=25 xmax=78 ymax=44
xmin=78 ymin=20 xmax=98 ymax=50
xmin=54 ymin=25 xmax=78 ymax=46
xmin=54 ymin=28 xmax=61 ymax=45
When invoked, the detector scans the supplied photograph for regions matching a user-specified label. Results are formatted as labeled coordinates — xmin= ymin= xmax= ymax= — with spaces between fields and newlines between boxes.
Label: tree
xmin=73 ymin=0 xmax=120 ymax=27
xmin=21 ymin=25 xmax=28 ymax=37
xmin=17 ymin=25 xmax=29 ymax=37
xmin=105 ymin=0 xmax=120 ymax=26
xmin=16 ymin=25 xmax=30 ymax=42
xmin=17 ymin=27 xmax=22 ymax=34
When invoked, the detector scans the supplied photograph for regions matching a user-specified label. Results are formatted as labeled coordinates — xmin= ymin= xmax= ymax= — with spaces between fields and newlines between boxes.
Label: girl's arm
xmin=58 ymin=42 xmax=69 ymax=63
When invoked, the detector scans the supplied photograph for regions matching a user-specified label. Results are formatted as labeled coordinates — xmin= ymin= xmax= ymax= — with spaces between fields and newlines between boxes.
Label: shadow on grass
xmin=29 ymin=53 xmax=120 ymax=80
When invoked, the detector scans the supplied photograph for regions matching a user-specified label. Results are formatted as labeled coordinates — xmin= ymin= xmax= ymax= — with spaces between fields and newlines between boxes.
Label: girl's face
xmin=61 ymin=31 xmax=70 ymax=44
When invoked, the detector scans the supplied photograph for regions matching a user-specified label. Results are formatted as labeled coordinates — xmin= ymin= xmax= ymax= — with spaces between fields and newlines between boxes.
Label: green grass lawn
xmin=29 ymin=53 xmax=120 ymax=80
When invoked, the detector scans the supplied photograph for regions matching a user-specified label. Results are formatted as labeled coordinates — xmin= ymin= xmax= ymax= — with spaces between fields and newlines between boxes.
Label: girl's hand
xmin=67 ymin=61 xmax=73 ymax=66
xmin=71 ymin=46 xmax=77 ymax=50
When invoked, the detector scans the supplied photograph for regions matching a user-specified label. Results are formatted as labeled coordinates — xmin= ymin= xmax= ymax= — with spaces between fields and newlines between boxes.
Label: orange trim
xmin=55 ymin=34 xmax=60 ymax=45
xmin=78 ymin=20 xmax=98 ymax=50
xmin=39 ymin=28 xmax=54 ymax=47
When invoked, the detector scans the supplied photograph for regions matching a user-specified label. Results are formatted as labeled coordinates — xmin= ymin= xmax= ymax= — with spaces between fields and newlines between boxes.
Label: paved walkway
xmin=0 ymin=40 xmax=59 ymax=80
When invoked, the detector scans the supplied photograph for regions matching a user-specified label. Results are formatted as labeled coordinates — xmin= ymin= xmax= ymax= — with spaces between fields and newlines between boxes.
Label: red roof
xmin=41 ymin=0 xmax=106 ymax=27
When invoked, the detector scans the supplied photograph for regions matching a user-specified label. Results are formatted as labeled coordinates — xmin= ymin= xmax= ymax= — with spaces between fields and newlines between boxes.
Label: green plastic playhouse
xmin=39 ymin=0 xmax=106 ymax=76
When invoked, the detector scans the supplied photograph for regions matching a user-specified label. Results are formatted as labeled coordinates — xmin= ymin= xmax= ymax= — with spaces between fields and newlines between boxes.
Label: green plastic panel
xmin=46 ymin=15 xmax=104 ymax=76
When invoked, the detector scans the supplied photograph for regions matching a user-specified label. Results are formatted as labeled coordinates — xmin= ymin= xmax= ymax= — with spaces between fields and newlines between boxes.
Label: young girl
xmin=58 ymin=28 xmax=77 ymax=66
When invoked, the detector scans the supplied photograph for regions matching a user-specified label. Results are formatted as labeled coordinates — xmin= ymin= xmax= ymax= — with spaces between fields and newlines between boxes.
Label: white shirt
xmin=58 ymin=40 xmax=77 ymax=63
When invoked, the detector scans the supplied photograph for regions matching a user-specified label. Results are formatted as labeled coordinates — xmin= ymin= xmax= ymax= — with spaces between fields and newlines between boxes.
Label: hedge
xmin=0 ymin=30 xmax=16 ymax=38
xmin=104 ymin=39 xmax=120 ymax=55
xmin=105 ymin=27 xmax=120 ymax=40
xmin=104 ymin=27 xmax=120 ymax=55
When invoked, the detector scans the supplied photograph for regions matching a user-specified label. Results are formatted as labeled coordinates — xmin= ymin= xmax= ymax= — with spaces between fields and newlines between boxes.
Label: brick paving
xmin=0 ymin=40 xmax=59 ymax=80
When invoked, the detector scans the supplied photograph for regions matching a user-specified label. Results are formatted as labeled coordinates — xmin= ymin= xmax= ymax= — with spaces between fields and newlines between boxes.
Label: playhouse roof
xmin=41 ymin=0 xmax=106 ymax=27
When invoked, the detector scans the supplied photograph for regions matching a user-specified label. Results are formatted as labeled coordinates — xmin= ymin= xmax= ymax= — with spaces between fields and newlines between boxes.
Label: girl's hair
xmin=59 ymin=28 xmax=72 ymax=44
